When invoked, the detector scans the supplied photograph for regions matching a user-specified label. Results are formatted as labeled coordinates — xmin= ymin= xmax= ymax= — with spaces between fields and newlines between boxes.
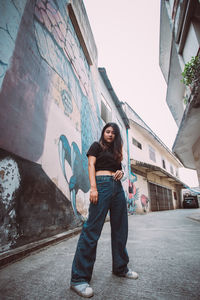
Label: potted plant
xmin=181 ymin=55 xmax=200 ymax=106
xmin=181 ymin=55 xmax=200 ymax=88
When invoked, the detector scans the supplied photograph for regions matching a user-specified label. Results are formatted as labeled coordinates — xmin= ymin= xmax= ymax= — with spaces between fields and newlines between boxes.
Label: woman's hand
xmin=90 ymin=188 xmax=98 ymax=204
xmin=88 ymin=156 xmax=98 ymax=204
xmin=113 ymin=170 xmax=124 ymax=181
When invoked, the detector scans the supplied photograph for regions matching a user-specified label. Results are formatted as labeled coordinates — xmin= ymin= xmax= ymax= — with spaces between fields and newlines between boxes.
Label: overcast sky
xmin=83 ymin=0 xmax=199 ymax=187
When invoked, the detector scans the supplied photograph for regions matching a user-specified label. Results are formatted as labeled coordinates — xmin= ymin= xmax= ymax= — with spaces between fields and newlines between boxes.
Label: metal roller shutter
xmin=149 ymin=182 xmax=173 ymax=211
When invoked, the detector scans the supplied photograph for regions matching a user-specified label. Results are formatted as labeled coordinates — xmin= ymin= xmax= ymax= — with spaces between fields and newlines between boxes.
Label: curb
xmin=0 ymin=227 xmax=82 ymax=269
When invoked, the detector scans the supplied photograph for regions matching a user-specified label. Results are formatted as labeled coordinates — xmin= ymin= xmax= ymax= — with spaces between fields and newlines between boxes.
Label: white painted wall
xmin=129 ymin=123 xmax=180 ymax=177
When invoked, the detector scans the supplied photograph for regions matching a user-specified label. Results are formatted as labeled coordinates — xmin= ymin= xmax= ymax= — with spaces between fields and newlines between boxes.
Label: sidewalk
xmin=0 ymin=209 xmax=200 ymax=299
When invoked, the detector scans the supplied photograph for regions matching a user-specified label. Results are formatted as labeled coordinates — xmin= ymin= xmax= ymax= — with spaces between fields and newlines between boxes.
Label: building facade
xmin=0 ymin=0 xmax=188 ymax=255
xmin=0 ymin=0 xmax=129 ymax=253
xmin=123 ymin=103 xmax=184 ymax=214
xmin=159 ymin=0 xmax=200 ymax=184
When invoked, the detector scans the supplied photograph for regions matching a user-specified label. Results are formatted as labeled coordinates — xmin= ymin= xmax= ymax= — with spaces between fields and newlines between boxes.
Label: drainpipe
xmin=126 ymin=128 xmax=131 ymax=179
xmin=126 ymin=128 xmax=137 ymax=213
xmin=126 ymin=128 xmax=137 ymax=183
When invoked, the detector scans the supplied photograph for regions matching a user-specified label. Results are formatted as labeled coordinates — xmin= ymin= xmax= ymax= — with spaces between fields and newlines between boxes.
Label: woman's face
xmin=103 ymin=126 xmax=115 ymax=143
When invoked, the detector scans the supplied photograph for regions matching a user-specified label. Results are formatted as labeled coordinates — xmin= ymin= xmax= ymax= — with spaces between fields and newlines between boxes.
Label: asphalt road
xmin=0 ymin=209 xmax=200 ymax=300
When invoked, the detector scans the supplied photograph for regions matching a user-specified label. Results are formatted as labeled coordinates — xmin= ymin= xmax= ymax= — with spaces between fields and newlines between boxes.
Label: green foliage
xmin=181 ymin=55 xmax=200 ymax=87
xmin=183 ymin=95 xmax=188 ymax=105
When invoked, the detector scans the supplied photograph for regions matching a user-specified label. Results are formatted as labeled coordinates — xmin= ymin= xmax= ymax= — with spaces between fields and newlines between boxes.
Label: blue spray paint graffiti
xmin=58 ymin=93 xmax=102 ymax=217
xmin=59 ymin=136 xmax=90 ymax=216
xmin=34 ymin=0 xmax=102 ymax=217
xmin=128 ymin=175 xmax=139 ymax=214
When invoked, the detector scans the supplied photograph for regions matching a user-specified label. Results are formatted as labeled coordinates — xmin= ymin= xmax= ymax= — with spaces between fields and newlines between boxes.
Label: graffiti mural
xmin=127 ymin=179 xmax=139 ymax=214
xmin=0 ymin=0 xmax=27 ymax=90
xmin=34 ymin=0 xmax=90 ymax=97
xmin=140 ymin=194 xmax=149 ymax=213
xmin=34 ymin=0 xmax=102 ymax=217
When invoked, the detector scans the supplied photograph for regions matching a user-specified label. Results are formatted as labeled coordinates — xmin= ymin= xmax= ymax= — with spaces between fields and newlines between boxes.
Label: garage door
xmin=149 ymin=182 xmax=173 ymax=211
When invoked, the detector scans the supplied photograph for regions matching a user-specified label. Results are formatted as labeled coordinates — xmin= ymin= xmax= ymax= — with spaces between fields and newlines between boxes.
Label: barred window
xmin=132 ymin=137 xmax=142 ymax=150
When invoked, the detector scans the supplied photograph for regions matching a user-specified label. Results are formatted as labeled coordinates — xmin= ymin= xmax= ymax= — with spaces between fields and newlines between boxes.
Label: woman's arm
xmin=88 ymin=156 xmax=98 ymax=204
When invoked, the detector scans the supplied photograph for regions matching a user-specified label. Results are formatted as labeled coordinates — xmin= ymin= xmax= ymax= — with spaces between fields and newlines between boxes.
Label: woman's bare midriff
xmin=96 ymin=170 xmax=115 ymax=176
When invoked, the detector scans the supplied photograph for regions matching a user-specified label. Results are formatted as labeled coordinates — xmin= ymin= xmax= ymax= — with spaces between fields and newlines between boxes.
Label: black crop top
xmin=86 ymin=142 xmax=122 ymax=172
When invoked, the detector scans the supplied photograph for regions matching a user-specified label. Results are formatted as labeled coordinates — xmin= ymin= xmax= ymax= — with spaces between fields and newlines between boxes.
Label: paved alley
xmin=0 ymin=209 xmax=200 ymax=300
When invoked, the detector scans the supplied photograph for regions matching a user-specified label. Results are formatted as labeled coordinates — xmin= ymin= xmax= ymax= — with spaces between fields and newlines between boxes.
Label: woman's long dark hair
xmin=99 ymin=122 xmax=123 ymax=163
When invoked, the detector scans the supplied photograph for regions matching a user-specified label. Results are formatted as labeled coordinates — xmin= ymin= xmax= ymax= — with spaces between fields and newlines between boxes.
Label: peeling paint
xmin=0 ymin=157 xmax=20 ymax=210
xmin=0 ymin=156 xmax=20 ymax=251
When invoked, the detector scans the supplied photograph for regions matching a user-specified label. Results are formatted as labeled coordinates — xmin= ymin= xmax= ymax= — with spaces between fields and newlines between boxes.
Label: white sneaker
xmin=125 ymin=270 xmax=139 ymax=279
xmin=70 ymin=283 xmax=94 ymax=298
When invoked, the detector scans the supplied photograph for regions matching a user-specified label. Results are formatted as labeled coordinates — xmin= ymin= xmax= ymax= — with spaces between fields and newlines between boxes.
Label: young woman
xmin=70 ymin=122 xmax=138 ymax=298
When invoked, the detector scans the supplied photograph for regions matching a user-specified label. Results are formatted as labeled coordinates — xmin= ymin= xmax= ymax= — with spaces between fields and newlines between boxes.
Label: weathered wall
xmin=0 ymin=0 xmax=107 ymax=252
xmin=0 ymin=149 xmax=79 ymax=252
xmin=192 ymin=137 xmax=200 ymax=185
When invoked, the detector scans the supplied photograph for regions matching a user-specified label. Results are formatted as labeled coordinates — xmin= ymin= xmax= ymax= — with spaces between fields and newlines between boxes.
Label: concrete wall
xmin=192 ymin=137 xmax=200 ymax=185
xmin=0 ymin=0 xmax=128 ymax=253
xmin=159 ymin=0 xmax=173 ymax=83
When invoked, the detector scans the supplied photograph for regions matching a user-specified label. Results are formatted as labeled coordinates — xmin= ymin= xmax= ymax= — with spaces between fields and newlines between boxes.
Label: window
xmin=170 ymin=165 xmax=174 ymax=174
xmin=132 ymin=137 xmax=142 ymax=150
xmin=101 ymin=94 xmax=112 ymax=123
xmin=176 ymin=169 xmax=179 ymax=178
xmin=162 ymin=158 xmax=166 ymax=169
xmin=149 ymin=145 xmax=156 ymax=162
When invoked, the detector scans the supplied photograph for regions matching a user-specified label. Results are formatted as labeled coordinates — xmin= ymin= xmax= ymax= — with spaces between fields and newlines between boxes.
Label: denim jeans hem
xmin=113 ymin=272 xmax=127 ymax=277
xmin=70 ymin=280 xmax=89 ymax=286
xmin=112 ymin=268 xmax=129 ymax=277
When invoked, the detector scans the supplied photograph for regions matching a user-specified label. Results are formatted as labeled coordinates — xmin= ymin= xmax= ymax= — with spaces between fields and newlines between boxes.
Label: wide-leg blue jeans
xmin=71 ymin=175 xmax=129 ymax=285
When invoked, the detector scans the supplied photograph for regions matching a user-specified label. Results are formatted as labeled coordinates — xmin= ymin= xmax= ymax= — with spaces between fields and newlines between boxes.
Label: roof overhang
xmin=131 ymin=159 xmax=185 ymax=188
